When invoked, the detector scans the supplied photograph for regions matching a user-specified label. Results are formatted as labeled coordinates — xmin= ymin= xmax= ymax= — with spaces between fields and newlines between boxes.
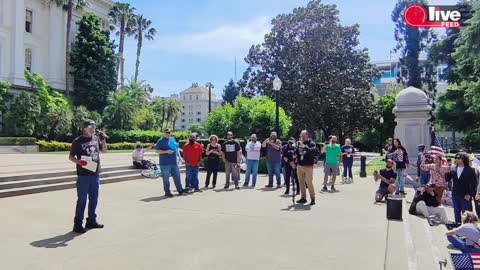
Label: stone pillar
xmin=393 ymin=86 xmax=432 ymax=175
xmin=47 ymin=5 xmax=66 ymax=90
xmin=8 ymin=0 xmax=26 ymax=85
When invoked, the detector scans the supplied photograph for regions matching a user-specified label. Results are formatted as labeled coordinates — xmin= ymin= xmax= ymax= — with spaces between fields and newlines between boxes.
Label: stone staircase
xmin=0 ymin=146 xmax=24 ymax=154
xmin=0 ymin=164 xmax=186 ymax=198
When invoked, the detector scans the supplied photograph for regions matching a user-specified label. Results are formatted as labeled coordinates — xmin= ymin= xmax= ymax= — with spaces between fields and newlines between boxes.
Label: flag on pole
xmin=451 ymin=253 xmax=480 ymax=270
xmin=430 ymin=129 xmax=447 ymax=165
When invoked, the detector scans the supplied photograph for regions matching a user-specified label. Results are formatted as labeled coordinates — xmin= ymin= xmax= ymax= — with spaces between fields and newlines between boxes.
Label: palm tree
xmin=48 ymin=0 xmax=89 ymax=94
xmin=123 ymin=77 xmax=150 ymax=105
xmin=109 ymin=2 xmax=136 ymax=87
xmin=151 ymin=97 xmax=167 ymax=130
xmin=129 ymin=15 xmax=156 ymax=82
xmin=166 ymin=99 xmax=182 ymax=131
xmin=104 ymin=89 xmax=136 ymax=130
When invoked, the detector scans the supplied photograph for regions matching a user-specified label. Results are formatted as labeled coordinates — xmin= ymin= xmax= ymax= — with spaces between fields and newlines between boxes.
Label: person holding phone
xmin=321 ymin=135 xmax=342 ymax=191
xmin=155 ymin=129 xmax=186 ymax=197
xmin=262 ymin=131 xmax=283 ymax=188
xmin=341 ymin=138 xmax=355 ymax=183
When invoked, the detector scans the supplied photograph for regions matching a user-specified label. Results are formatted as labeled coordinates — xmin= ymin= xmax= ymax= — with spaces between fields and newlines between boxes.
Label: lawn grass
xmin=364 ymin=156 xmax=386 ymax=176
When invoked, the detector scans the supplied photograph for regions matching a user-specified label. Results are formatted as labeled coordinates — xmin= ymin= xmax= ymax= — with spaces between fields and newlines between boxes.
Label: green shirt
xmin=325 ymin=143 xmax=342 ymax=165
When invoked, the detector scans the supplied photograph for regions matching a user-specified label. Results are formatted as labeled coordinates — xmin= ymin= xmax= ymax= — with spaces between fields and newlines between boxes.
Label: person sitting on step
xmin=446 ymin=211 xmax=480 ymax=253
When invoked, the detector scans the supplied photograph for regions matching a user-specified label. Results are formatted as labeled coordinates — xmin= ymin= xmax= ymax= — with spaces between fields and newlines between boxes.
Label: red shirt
xmin=183 ymin=142 xmax=204 ymax=167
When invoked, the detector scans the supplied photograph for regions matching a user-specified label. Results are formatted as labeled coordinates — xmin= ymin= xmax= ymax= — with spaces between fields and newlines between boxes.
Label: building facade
xmin=372 ymin=59 xmax=448 ymax=96
xmin=0 ymin=0 xmax=113 ymax=94
xmin=171 ymin=83 xmax=221 ymax=131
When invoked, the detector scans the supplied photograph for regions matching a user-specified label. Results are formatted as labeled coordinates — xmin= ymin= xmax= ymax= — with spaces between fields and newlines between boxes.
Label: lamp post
xmin=206 ymin=82 xmax=214 ymax=113
xmin=379 ymin=117 xmax=384 ymax=156
xmin=272 ymin=76 xmax=282 ymax=135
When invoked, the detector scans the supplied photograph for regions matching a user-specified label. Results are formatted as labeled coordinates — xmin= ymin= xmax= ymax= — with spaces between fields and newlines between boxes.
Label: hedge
xmin=202 ymin=156 xmax=268 ymax=174
xmin=0 ymin=137 xmax=36 ymax=145
xmin=37 ymin=140 xmax=154 ymax=152
xmin=107 ymin=130 xmax=189 ymax=143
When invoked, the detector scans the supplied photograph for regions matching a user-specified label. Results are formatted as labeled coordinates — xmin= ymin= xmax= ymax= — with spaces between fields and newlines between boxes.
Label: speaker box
xmin=386 ymin=196 xmax=403 ymax=221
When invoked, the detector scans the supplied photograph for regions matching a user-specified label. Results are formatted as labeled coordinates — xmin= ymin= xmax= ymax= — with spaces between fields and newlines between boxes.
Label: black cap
xmin=83 ymin=119 xmax=96 ymax=128
xmin=164 ymin=128 xmax=171 ymax=133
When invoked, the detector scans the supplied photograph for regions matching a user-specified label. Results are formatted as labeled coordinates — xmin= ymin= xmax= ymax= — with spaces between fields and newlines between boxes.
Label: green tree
xmin=166 ymin=98 xmax=182 ymax=131
xmin=48 ymin=0 xmax=89 ymax=94
xmin=377 ymin=94 xmax=396 ymax=139
xmin=5 ymin=92 xmax=41 ymax=136
xmin=206 ymin=96 xmax=291 ymax=139
xmin=222 ymin=79 xmax=239 ymax=105
xmin=151 ymin=97 xmax=168 ymax=130
xmin=391 ymin=0 xmax=437 ymax=89
xmin=70 ymin=12 xmax=117 ymax=112
xmin=103 ymin=89 xmax=137 ymax=130
xmin=109 ymin=2 xmax=136 ymax=87
xmin=72 ymin=105 xmax=103 ymax=136
xmin=0 ymin=81 xmax=12 ymax=113
xmin=435 ymin=86 xmax=476 ymax=134
xmin=241 ymin=0 xmax=378 ymax=136
xmin=129 ymin=15 xmax=156 ymax=82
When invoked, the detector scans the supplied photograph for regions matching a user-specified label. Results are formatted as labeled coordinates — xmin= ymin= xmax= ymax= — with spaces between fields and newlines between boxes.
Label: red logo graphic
xmin=404 ymin=4 xmax=461 ymax=28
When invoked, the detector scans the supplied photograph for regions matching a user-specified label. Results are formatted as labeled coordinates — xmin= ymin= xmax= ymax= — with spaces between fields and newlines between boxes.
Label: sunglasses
xmin=165 ymin=132 xmax=171 ymax=134
xmin=455 ymin=157 xmax=462 ymax=159
xmin=87 ymin=125 xmax=96 ymax=129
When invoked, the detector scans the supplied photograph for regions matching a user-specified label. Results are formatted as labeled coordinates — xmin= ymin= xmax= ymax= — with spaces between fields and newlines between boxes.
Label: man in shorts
xmin=322 ymin=135 xmax=342 ymax=191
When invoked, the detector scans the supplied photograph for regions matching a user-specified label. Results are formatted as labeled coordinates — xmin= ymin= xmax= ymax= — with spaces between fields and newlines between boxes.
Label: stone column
xmin=47 ymin=4 xmax=66 ymax=90
xmin=8 ymin=0 xmax=26 ymax=85
xmin=393 ymin=86 xmax=432 ymax=175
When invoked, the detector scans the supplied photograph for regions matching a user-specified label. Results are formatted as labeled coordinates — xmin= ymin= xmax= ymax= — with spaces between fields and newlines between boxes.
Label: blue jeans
xmin=186 ymin=165 xmax=200 ymax=190
xmin=160 ymin=164 xmax=184 ymax=195
xmin=245 ymin=159 xmax=259 ymax=185
xmin=343 ymin=158 xmax=353 ymax=178
xmin=452 ymin=195 xmax=473 ymax=223
xmin=267 ymin=161 xmax=281 ymax=186
xmin=395 ymin=168 xmax=406 ymax=192
xmin=74 ymin=175 xmax=99 ymax=225
xmin=419 ymin=173 xmax=430 ymax=185
xmin=447 ymin=235 xmax=480 ymax=253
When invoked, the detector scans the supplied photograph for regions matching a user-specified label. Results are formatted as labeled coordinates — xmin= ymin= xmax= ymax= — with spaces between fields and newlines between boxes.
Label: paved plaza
xmin=0 ymin=161 xmax=458 ymax=270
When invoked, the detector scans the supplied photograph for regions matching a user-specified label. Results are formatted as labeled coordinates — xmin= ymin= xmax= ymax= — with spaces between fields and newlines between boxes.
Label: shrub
xmin=107 ymin=142 xmax=154 ymax=150
xmin=38 ymin=140 xmax=71 ymax=152
xmin=107 ymin=130 xmax=189 ymax=143
xmin=0 ymin=137 xmax=36 ymax=145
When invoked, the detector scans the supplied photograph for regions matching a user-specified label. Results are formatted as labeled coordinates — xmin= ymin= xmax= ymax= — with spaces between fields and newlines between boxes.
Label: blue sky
xmin=120 ymin=0 xmax=455 ymax=98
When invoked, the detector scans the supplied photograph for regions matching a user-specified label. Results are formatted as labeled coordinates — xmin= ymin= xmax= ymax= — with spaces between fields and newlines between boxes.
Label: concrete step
xmin=0 ymin=173 xmax=145 ymax=198
xmin=0 ymin=169 xmax=141 ymax=190
xmin=0 ymin=146 xmax=24 ymax=154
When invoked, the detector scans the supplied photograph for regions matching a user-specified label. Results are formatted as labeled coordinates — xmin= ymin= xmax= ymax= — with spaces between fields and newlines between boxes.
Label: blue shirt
xmin=155 ymin=137 xmax=178 ymax=165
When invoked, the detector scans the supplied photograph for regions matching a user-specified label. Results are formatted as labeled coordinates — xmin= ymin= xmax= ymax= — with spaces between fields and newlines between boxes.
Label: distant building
xmin=372 ymin=59 xmax=448 ymax=96
xmin=171 ymin=83 xmax=221 ymax=131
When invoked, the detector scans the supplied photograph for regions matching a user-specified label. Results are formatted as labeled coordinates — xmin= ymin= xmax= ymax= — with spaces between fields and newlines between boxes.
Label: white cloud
xmin=153 ymin=17 xmax=271 ymax=60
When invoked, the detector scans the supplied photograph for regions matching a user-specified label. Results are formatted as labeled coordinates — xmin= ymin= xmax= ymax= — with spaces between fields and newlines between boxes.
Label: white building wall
xmin=173 ymin=90 xmax=221 ymax=131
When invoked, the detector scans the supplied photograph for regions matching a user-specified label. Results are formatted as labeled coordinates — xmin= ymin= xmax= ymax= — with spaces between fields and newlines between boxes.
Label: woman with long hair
xmin=390 ymin=138 xmax=409 ymax=195
xmin=204 ymin=135 xmax=221 ymax=189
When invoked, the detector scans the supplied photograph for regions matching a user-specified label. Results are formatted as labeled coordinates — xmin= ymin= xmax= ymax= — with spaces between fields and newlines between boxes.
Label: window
xmin=189 ymin=119 xmax=193 ymax=123
xmin=183 ymin=96 xmax=186 ymax=100
xmin=196 ymin=95 xmax=199 ymax=100
xmin=197 ymin=118 xmax=201 ymax=122
xmin=181 ymin=125 xmax=185 ymax=129
xmin=189 ymin=95 xmax=192 ymax=100
xmin=197 ymin=112 xmax=201 ymax=115
xmin=25 ymin=49 xmax=32 ymax=71
xmin=181 ymin=119 xmax=185 ymax=123
xmin=181 ymin=112 xmax=185 ymax=116
xmin=25 ymin=10 xmax=33 ymax=33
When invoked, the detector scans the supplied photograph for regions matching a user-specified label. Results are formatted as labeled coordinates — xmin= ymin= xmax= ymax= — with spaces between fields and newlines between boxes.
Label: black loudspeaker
xmin=386 ymin=196 xmax=403 ymax=221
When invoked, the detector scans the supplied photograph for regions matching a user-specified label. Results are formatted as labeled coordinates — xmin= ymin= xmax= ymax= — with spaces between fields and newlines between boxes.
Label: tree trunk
xmin=134 ymin=29 xmax=142 ymax=82
xmin=452 ymin=131 xmax=456 ymax=148
xmin=118 ymin=18 xmax=126 ymax=87
xmin=65 ymin=0 xmax=73 ymax=95
xmin=172 ymin=117 xmax=177 ymax=132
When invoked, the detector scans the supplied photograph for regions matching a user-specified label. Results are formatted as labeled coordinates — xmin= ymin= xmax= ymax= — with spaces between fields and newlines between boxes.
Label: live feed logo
xmin=404 ymin=4 xmax=462 ymax=28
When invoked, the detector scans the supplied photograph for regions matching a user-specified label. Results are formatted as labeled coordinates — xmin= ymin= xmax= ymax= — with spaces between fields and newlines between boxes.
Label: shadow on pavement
xmin=213 ymin=188 xmax=235 ymax=193
xmin=140 ymin=196 xmax=170 ymax=202
xmin=281 ymin=204 xmax=311 ymax=211
xmin=259 ymin=187 xmax=279 ymax=192
xmin=30 ymin=231 xmax=80 ymax=248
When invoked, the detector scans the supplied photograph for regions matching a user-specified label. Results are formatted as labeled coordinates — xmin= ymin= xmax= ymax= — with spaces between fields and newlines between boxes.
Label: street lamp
xmin=273 ymin=76 xmax=282 ymax=135
xmin=379 ymin=117 xmax=384 ymax=156
xmin=206 ymin=82 xmax=214 ymax=113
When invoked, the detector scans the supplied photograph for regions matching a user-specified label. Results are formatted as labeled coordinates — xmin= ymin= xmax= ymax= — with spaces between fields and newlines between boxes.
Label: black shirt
xmin=296 ymin=139 xmax=318 ymax=166
xmin=70 ymin=135 xmax=103 ymax=176
xmin=282 ymin=146 xmax=297 ymax=166
xmin=222 ymin=140 xmax=241 ymax=163
xmin=341 ymin=145 xmax=355 ymax=162
xmin=379 ymin=169 xmax=397 ymax=189
xmin=207 ymin=144 xmax=221 ymax=162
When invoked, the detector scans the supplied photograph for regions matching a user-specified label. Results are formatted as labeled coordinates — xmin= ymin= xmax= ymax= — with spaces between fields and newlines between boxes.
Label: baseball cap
xmin=83 ymin=119 xmax=96 ymax=129
xmin=164 ymin=128 xmax=171 ymax=133
xmin=386 ymin=159 xmax=394 ymax=164
xmin=250 ymin=134 xmax=257 ymax=138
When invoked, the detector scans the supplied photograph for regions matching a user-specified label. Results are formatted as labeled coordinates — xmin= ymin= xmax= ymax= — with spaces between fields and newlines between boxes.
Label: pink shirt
xmin=420 ymin=162 xmax=451 ymax=188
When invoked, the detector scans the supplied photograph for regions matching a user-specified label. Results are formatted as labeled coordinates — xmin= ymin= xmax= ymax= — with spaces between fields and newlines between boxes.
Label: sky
xmin=120 ymin=0 xmax=456 ymax=98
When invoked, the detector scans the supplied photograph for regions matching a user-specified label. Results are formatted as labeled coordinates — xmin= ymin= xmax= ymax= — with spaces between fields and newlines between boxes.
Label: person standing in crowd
xmin=373 ymin=159 xmax=397 ymax=202
xmin=244 ymin=134 xmax=262 ymax=188
xmin=447 ymin=152 xmax=477 ymax=223
xmin=341 ymin=138 xmax=355 ymax=184
xmin=416 ymin=144 xmax=430 ymax=185
xmin=205 ymin=135 xmax=221 ymax=189
xmin=262 ymin=131 xmax=283 ymax=188
xmin=322 ymin=135 xmax=342 ymax=191
xmin=155 ymin=129 xmax=186 ymax=197
xmin=183 ymin=133 xmax=204 ymax=192
xmin=283 ymin=137 xmax=299 ymax=195
xmin=69 ymin=119 xmax=106 ymax=234
xmin=222 ymin=131 xmax=242 ymax=189
xmin=296 ymin=130 xmax=318 ymax=205
xmin=420 ymin=153 xmax=451 ymax=205
xmin=390 ymin=138 xmax=409 ymax=195
xmin=385 ymin=138 xmax=393 ymax=153
xmin=446 ymin=211 xmax=480 ymax=253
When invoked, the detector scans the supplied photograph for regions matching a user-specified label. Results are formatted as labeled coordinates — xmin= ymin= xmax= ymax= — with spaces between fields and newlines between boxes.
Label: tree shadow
xmin=30 ymin=231 xmax=80 ymax=248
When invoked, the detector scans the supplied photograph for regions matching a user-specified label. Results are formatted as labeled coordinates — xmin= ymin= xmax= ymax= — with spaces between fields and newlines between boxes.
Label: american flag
xmin=451 ymin=253 xmax=480 ymax=270
xmin=430 ymin=130 xmax=447 ymax=165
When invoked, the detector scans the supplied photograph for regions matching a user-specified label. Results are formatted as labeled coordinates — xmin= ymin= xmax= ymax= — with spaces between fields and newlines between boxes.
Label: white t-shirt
xmin=245 ymin=141 xmax=261 ymax=160
xmin=457 ymin=166 xmax=464 ymax=179
xmin=132 ymin=149 xmax=144 ymax=161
